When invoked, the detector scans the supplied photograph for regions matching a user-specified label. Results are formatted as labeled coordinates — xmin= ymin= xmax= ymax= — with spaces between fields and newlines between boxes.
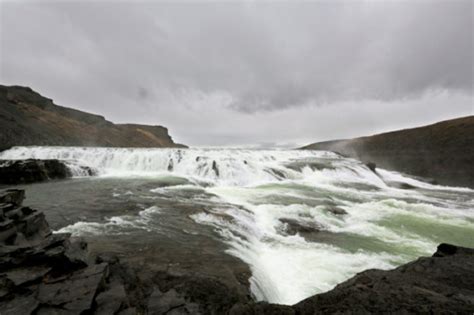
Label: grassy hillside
xmin=0 ymin=85 xmax=186 ymax=151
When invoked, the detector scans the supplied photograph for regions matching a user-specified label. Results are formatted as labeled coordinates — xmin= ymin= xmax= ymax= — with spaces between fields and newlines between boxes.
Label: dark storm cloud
xmin=0 ymin=1 xmax=472 ymax=146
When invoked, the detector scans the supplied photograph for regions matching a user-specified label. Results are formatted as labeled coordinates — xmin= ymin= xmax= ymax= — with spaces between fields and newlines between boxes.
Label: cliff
xmin=301 ymin=116 xmax=474 ymax=188
xmin=0 ymin=85 xmax=186 ymax=150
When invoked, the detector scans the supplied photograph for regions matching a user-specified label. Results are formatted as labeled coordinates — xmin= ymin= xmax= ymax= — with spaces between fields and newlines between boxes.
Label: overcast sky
xmin=1 ymin=0 xmax=472 ymax=147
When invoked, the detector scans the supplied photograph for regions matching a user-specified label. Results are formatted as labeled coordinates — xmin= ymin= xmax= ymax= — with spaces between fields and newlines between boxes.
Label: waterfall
xmin=0 ymin=146 xmax=361 ymax=186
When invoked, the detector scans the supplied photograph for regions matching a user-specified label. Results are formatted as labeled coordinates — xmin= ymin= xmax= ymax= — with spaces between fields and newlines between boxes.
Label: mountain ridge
xmin=0 ymin=85 xmax=186 ymax=151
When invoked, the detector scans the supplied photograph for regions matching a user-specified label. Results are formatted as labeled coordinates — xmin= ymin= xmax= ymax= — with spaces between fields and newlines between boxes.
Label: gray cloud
xmin=0 ymin=1 xmax=472 ymax=145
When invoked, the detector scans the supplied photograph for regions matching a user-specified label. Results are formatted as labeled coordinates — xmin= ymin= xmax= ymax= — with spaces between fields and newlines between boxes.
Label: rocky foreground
xmin=1 ymin=189 xmax=473 ymax=314
xmin=301 ymin=116 xmax=474 ymax=188
xmin=0 ymin=85 xmax=186 ymax=151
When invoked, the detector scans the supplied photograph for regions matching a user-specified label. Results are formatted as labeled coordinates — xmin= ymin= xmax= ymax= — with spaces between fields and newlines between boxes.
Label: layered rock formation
xmin=0 ymin=189 xmax=143 ymax=314
xmin=301 ymin=116 xmax=474 ymax=188
xmin=0 ymin=85 xmax=186 ymax=151
xmin=0 ymin=159 xmax=96 ymax=185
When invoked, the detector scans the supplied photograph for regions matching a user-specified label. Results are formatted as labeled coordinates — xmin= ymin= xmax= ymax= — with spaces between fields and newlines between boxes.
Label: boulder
xmin=16 ymin=211 xmax=51 ymax=240
xmin=366 ymin=162 xmax=377 ymax=172
xmin=325 ymin=206 xmax=348 ymax=215
xmin=278 ymin=218 xmax=323 ymax=235
xmin=0 ymin=189 xmax=25 ymax=206
xmin=212 ymin=160 xmax=219 ymax=177
xmin=0 ymin=159 xmax=71 ymax=184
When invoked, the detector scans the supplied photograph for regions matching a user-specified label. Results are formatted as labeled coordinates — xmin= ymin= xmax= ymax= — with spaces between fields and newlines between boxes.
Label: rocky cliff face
xmin=0 ymin=85 xmax=186 ymax=151
xmin=301 ymin=116 xmax=474 ymax=188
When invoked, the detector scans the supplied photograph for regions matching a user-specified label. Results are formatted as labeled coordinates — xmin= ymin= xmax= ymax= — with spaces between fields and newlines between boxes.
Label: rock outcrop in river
xmin=301 ymin=116 xmax=474 ymax=188
xmin=0 ymin=159 xmax=96 ymax=185
xmin=0 ymin=85 xmax=186 ymax=151
xmin=1 ymin=189 xmax=473 ymax=314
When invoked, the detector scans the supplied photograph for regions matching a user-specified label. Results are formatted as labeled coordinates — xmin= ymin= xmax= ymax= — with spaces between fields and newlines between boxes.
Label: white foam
xmin=0 ymin=146 xmax=332 ymax=185
xmin=56 ymin=206 xmax=161 ymax=236
xmin=6 ymin=146 xmax=472 ymax=305
xmin=377 ymin=168 xmax=473 ymax=191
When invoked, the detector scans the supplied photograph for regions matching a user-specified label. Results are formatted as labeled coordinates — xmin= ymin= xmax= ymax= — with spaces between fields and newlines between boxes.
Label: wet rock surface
xmin=278 ymin=218 xmax=323 ymax=235
xmin=231 ymin=243 xmax=474 ymax=314
xmin=0 ymin=189 xmax=137 ymax=314
xmin=0 ymin=159 xmax=96 ymax=185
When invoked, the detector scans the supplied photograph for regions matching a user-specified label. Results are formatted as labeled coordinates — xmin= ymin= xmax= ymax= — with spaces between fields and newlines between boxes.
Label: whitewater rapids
xmin=1 ymin=146 xmax=473 ymax=305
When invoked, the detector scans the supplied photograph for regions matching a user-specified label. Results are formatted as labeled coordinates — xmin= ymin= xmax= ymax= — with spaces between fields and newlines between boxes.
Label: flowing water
xmin=1 ymin=146 xmax=473 ymax=305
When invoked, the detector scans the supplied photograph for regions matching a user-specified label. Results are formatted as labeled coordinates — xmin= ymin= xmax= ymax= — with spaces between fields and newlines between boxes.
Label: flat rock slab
xmin=3 ymin=265 xmax=52 ymax=286
xmin=1 ymin=294 xmax=39 ymax=315
xmin=95 ymin=281 xmax=128 ymax=314
xmin=38 ymin=263 xmax=108 ymax=312
xmin=147 ymin=287 xmax=199 ymax=315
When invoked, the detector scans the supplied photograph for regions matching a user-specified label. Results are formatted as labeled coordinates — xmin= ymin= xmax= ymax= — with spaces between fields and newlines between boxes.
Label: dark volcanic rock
xmin=294 ymin=243 xmax=474 ymax=314
xmin=301 ymin=116 xmax=474 ymax=188
xmin=37 ymin=263 xmax=108 ymax=312
xmin=0 ymin=189 xmax=24 ymax=205
xmin=212 ymin=160 xmax=220 ymax=177
xmin=0 ymin=189 xmax=137 ymax=314
xmin=0 ymin=159 xmax=70 ymax=184
xmin=151 ymin=270 xmax=251 ymax=315
xmin=387 ymin=181 xmax=418 ymax=190
xmin=278 ymin=218 xmax=323 ymax=235
xmin=365 ymin=162 xmax=376 ymax=173
xmin=0 ymin=159 xmax=97 ymax=185
xmin=232 ymin=243 xmax=474 ymax=314
xmin=325 ymin=206 xmax=347 ymax=216
xmin=0 ymin=85 xmax=186 ymax=150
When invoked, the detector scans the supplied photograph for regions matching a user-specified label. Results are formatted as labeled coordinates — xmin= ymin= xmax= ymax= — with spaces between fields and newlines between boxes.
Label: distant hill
xmin=0 ymin=85 xmax=186 ymax=151
xmin=301 ymin=116 xmax=474 ymax=188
